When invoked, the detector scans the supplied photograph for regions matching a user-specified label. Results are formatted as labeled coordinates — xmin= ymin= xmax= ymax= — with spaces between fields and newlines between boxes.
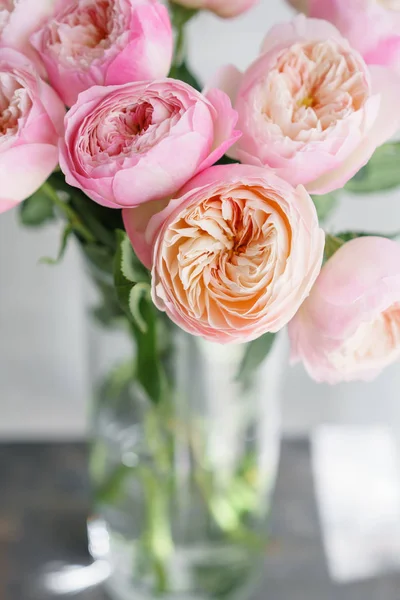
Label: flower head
xmin=215 ymin=16 xmax=400 ymax=194
xmin=60 ymin=79 xmax=240 ymax=208
xmin=31 ymin=0 xmax=173 ymax=106
xmin=123 ymin=164 xmax=324 ymax=343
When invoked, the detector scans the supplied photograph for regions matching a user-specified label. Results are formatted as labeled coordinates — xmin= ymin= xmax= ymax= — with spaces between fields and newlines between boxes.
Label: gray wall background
xmin=0 ymin=0 xmax=399 ymax=439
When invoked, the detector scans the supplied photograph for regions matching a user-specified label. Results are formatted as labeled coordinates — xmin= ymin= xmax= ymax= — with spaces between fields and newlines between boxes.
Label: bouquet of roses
xmin=2 ymin=0 xmax=400 ymax=597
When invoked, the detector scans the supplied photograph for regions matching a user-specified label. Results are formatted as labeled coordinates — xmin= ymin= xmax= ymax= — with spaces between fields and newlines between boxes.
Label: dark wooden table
xmin=1 ymin=440 xmax=399 ymax=600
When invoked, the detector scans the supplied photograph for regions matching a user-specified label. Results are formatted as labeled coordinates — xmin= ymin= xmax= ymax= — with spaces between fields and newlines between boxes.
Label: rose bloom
xmin=31 ymin=0 xmax=173 ymax=107
xmin=0 ymin=48 xmax=65 ymax=214
xmin=0 ymin=0 xmax=55 ymax=70
xmin=289 ymin=237 xmax=400 ymax=384
xmin=215 ymin=16 xmax=400 ymax=195
xmin=60 ymin=79 xmax=240 ymax=209
xmin=287 ymin=0 xmax=400 ymax=69
xmin=170 ymin=0 xmax=257 ymax=18
xmin=123 ymin=164 xmax=324 ymax=343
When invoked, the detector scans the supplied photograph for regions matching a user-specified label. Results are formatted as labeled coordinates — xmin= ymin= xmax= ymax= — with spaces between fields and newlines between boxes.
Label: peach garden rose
xmin=59 ymin=79 xmax=240 ymax=209
xmin=0 ymin=48 xmax=65 ymax=214
xmin=31 ymin=0 xmax=173 ymax=107
xmin=123 ymin=164 xmax=325 ymax=343
xmin=289 ymin=237 xmax=400 ymax=383
xmin=215 ymin=16 xmax=400 ymax=194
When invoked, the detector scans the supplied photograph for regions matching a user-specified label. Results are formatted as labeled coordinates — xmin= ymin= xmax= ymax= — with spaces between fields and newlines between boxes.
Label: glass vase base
xmin=89 ymin=517 xmax=263 ymax=600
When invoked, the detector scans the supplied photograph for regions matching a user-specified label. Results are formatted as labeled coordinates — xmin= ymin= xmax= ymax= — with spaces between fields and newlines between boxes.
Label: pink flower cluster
xmin=0 ymin=0 xmax=400 ymax=382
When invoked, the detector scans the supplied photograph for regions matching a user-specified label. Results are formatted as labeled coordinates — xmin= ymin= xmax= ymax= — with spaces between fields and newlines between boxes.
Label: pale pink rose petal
xmin=170 ymin=0 xmax=257 ymax=18
xmin=289 ymin=237 xmax=400 ymax=384
xmin=123 ymin=199 xmax=169 ymax=269
xmin=204 ymin=65 xmax=244 ymax=106
xmin=0 ymin=198 xmax=19 ymax=214
xmin=198 ymin=88 xmax=241 ymax=171
xmin=260 ymin=15 xmax=345 ymax=55
xmin=105 ymin=2 xmax=173 ymax=84
xmin=364 ymin=36 xmax=400 ymax=66
xmin=0 ymin=144 xmax=59 ymax=201
xmin=294 ymin=0 xmax=400 ymax=70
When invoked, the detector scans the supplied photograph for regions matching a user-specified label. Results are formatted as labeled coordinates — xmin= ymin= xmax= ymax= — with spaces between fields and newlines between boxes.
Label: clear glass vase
xmin=87 ymin=316 xmax=286 ymax=600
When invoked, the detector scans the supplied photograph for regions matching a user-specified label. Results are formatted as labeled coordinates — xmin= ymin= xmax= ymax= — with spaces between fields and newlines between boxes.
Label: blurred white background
xmin=0 ymin=0 xmax=399 ymax=439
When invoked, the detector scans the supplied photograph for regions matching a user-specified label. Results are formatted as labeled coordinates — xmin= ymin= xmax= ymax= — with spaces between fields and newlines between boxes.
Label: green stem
xmin=174 ymin=25 xmax=186 ymax=68
xmin=139 ymin=466 xmax=174 ymax=593
xmin=169 ymin=3 xmax=198 ymax=68
xmin=42 ymin=181 xmax=96 ymax=244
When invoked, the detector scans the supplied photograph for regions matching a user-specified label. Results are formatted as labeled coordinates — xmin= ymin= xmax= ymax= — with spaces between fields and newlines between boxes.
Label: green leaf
xmin=345 ymin=142 xmax=400 ymax=194
xmin=19 ymin=187 xmax=55 ymax=226
xmin=39 ymin=225 xmax=72 ymax=265
xmin=113 ymin=231 xmax=164 ymax=404
xmin=169 ymin=60 xmax=202 ymax=91
xmin=114 ymin=230 xmax=149 ymax=320
xmin=236 ymin=333 xmax=276 ymax=388
xmin=129 ymin=282 xmax=151 ymax=334
xmin=311 ymin=193 xmax=339 ymax=223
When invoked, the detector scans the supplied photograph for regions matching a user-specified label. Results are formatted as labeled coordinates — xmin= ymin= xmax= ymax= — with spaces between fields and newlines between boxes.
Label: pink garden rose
xmin=289 ymin=237 xmax=400 ymax=383
xmin=59 ymin=79 xmax=240 ymax=209
xmin=287 ymin=0 xmax=400 ymax=69
xmin=170 ymin=0 xmax=257 ymax=18
xmin=123 ymin=164 xmax=324 ymax=343
xmin=215 ymin=16 xmax=400 ymax=195
xmin=0 ymin=48 xmax=65 ymax=214
xmin=0 ymin=0 xmax=55 ymax=70
xmin=31 ymin=0 xmax=173 ymax=107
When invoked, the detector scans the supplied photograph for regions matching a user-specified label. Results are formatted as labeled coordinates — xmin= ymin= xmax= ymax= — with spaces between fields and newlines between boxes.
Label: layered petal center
xmin=79 ymin=91 xmax=184 ymax=171
xmin=45 ymin=0 xmax=127 ymax=68
xmin=259 ymin=40 xmax=369 ymax=141
xmin=159 ymin=185 xmax=292 ymax=328
xmin=0 ymin=70 xmax=31 ymax=146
